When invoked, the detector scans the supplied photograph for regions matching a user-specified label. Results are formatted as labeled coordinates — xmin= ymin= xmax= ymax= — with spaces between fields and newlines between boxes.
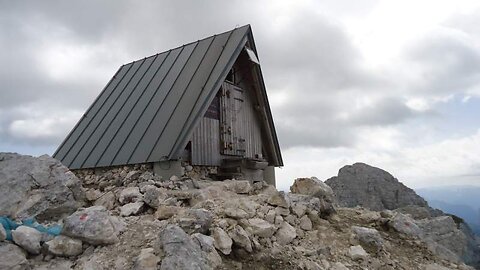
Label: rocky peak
xmin=325 ymin=162 xmax=428 ymax=211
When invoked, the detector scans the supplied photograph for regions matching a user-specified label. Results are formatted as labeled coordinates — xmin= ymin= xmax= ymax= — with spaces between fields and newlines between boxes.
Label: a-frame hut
xmin=54 ymin=25 xmax=283 ymax=185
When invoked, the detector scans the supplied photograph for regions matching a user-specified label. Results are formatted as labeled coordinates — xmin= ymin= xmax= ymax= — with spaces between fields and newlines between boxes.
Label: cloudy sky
xmin=2 ymin=0 xmax=480 ymax=190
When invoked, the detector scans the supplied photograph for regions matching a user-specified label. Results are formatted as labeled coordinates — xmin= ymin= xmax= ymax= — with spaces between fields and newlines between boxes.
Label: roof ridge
xmin=121 ymin=24 xmax=250 ymax=67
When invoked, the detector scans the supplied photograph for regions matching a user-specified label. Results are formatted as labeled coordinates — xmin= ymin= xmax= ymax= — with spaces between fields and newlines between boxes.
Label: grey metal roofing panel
xmin=68 ymin=58 xmax=153 ymax=169
xmin=128 ymin=36 xmax=215 ymax=164
xmin=62 ymin=60 xmax=144 ymax=167
xmin=53 ymin=64 xmax=130 ymax=160
xmin=111 ymin=43 xmax=196 ymax=166
xmin=95 ymin=49 xmax=179 ymax=167
xmin=148 ymin=31 xmax=234 ymax=162
xmin=81 ymin=52 xmax=169 ymax=168
xmin=54 ymin=25 xmax=283 ymax=169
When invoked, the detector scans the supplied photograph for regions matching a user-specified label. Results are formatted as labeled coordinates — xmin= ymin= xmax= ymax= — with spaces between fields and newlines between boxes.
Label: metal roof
xmin=54 ymin=25 xmax=283 ymax=169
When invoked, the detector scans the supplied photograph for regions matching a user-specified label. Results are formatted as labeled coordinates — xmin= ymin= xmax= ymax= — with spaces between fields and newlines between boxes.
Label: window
xmin=226 ymin=68 xmax=235 ymax=84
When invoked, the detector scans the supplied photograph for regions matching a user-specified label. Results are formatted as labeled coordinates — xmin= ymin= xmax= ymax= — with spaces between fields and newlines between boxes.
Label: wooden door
xmin=220 ymin=82 xmax=246 ymax=156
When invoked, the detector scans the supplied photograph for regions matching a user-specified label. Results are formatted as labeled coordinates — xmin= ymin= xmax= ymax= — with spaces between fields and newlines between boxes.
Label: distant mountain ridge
xmin=416 ymin=185 xmax=480 ymax=235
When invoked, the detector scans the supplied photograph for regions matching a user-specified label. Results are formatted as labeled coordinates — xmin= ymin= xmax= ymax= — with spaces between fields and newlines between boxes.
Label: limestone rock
xmin=133 ymin=248 xmax=160 ymax=270
xmin=0 ymin=242 xmax=29 ymax=270
xmin=351 ymin=226 xmax=384 ymax=252
xmin=0 ymin=153 xmax=84 ymax=221
xmin=212 ymin=227 xmax=233 ymax=255
xmin=348 ymin=245 xmax=368 ymax=260
xmin=94 ymin=191 xmax=116 ymax=210
xmin=63 ymin=206 xmax=119 ymax=245
xmin=119 ymin=187 xmax=143 ymax=205
xmin=143 ymin=185 xmax=166 ymax=209
xmin=0 ymin=223 xmax=6 ymax=241
xmin=275 ymin=222 xmax=296 ymax=245
xmin=325 ymin=163 xmax=427 ymax=211
xmin=120 ymin=201 xmax=145 ymax=217
xmin=12 ymin=225 xmax=42 ymax=254
xmin=191 ymin=233 xmax=223 ymax=268
xmin=159 ymin=225 xmax=210 ymax=270
xmin=229 ymin=225 xmax=253 ymax=252
xmin=267 ymin=191 xmax=290 ymax=208
xmin=45 ymin=235 xmax=83 ymax=257
xmin=224 ymin=207 xmax=250 ymax=219
xmin=290 ymin=177 xmax=334 ymax=203
xmin=85 ymin=189 xmax=102 ymax=201
xmin=225 ymin=180 xmax=252 ymax=194
xmin=248 ymin=218 xmax=277 ymax=238
xmin=299 ymin=215 xmax=313 ymax=231
xmin=155 ymin=205 xmax=182 ymax=220
xmin=175 ymin=208 xmax=213 ymax=234
xmin=389 ymin=213 xmax=423 ymax=238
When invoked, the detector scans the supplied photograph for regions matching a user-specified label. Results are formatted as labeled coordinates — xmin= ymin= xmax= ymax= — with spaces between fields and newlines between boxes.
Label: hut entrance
xmin=220 ymin=82 xmax=246 ymax=157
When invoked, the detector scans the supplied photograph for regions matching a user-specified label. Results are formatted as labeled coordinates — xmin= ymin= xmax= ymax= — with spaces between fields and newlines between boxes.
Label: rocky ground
xmin=0 ymin=153 xmax=479 ymax=270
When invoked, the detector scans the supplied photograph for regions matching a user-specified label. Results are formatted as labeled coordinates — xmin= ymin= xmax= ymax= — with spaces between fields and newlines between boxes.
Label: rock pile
xmin=0 ymin=153 xmax=478 ymax=269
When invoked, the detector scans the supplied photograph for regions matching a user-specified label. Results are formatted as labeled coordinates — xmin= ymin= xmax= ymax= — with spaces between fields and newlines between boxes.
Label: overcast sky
xmin=2 ymin=0 xmax=480 ymax=190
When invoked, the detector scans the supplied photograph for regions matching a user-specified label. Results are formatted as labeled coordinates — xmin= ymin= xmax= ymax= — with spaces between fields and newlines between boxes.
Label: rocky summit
xmin=325 ymin=162 xmax=428 ymax=211
xmin=0 ymin=153 xmax=479 ymax=269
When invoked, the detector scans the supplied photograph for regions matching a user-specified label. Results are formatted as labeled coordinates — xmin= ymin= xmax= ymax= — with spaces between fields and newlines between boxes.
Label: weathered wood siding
xmin=191 ymin=117 xmax=222 ymax=166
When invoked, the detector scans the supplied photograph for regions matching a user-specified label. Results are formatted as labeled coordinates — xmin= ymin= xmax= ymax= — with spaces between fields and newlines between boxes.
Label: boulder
xmin=275 ymin=222 xmax=296 ymax=245
xmin=191 ymin=233 xmax=222 ymax=268
xmin=290 ymin=177 xmax=334 ymax=203
xmin=267 ymin=191 xmax=290 ymax=208
xmin=143 ymin=185 xmax=166 ymax=208
xmin=0 ymin=153 xmax=84 ymax=221
xmin=348 ymin=245 xmax=368 ymax=260
xmin=388 ymin=213 xmax=423 ymax=238
xmin=248 ymin=218 xmax=277 ymax=238
xmin=63 ymin=206 xmax=119 ymax=245
xmin=299 ymin=215 xmax=313 ymax=231
xmin=133 ymin=248 xmax=160 ymax=270
xmin=212 ymin=227 xmax=233 ymax=255
xmin=287 ymin=193 xmax=335 ymax=218
xmin=158 ymin=225 xmax=210 ymax=270
xmin=45 ymin=235 xmax=83 ymax=257
xmin=224 ymin=180 xmax=252 ymax=194
xmin=120 ymin=201 xmax=145 ymax=217
xmin=351 ymin=226 xmax=384 ymax=252
xmin=118 ymin=187 xmax=143 ymax=205
xmin=175 ymin=208 xmax=213 ymax=234
xmin=325 ymin=163 xmax=427 ymax=211
xmin=12 ymin=225 xmax=42 ymax=254
xmin=228 ymin=225 xmax=253 ymax=252
xmin=0 ymin=242 xmax=29 ymax=270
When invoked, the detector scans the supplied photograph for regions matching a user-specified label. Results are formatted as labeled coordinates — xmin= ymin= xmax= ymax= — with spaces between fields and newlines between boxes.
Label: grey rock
xmin=389 ymin=213 xmax=423 ymax=238
xmin=85 ymin=189 xmax=102 ymax=202
xmin=228 ymin=225 xmax=253 ymax=252
xmin=45 ymin=235 xmax=83 ymax=257
xmin=275 ymin=222 xmax=296 ymax=245
xmin=118 ymin=187 xmax=143 ymax=205
xmin=265 ymin=209 xmax=276 ymax=224
xmin=224 ymin=207 xmax=250 ymax=219
xmin=299 ymin=215 xmax=313 ymax=231
xmin=143 ymin=185 xmax=166 ymax=208
xmin=94 ymin=191 xmax=116 ymax=210
xmin=291 ymin=204 xmax=307 ymax=218
xmin=290 ymin=177 xmax=334 ymax=203
xmin=12 ymin=225 xmax=42 ymax=254
xmin=248 ymin=218 xmax=277 ymax=238
xmin=63 ymin=206 xmax=119 ymax=245
xmin=155 ymin=205 xmax=182 ymax=220
xmin=348 ymin=245 xmax=368 ymax=260
xmin=133 ymin=248 xmax=160 ymax=270
xmin=325 ymin=163 xmax=427 ymax=211
xmin=330 ymin=262 xmax=349 ymax=270
xmin=191 ymin=233 xmax=223 ymax=268
xmin=287 ymin=193 xmax=335 ymax=218
xmin=351 ymin=226 xmax=384 ymax=252
xmin=212 ymin=227 xmax=233 ymax=255
xmin=225 ymin=180 xmax=252 ymax=194
xmin=175 ymin=208 xmax=213 ymax=234
xmin=33 ymin=259 xmax=74 ymax=270
xmin=0 ymin=223 xmax=6 ymax=241
xmin=0 ymin=153 xmax=84 ymax=221
xmin=267 ymin=191 xmax=290 ymax=208
xmin=120 ymin=201 xmax=145 ymax=217
xmin=159 ymin=224 xmax=210 ymax=270
xmin=0 ymin=242 xmax=29 ymax=270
